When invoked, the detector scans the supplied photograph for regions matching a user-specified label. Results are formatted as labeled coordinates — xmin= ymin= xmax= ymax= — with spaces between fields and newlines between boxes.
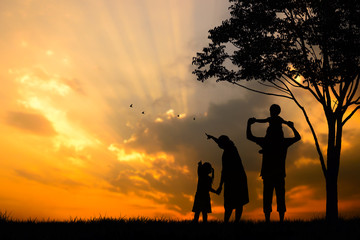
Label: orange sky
xmin=0 ymin=0 xmax=359 ymax=222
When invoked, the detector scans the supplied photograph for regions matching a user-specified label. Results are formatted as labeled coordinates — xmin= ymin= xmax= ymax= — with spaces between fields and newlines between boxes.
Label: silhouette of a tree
xmin=192 ymin=0 xmax=359 ymax=221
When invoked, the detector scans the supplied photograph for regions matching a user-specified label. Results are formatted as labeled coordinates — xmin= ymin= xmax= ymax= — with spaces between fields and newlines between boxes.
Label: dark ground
xmin=1 ymin=217 xmax=359 ymax=240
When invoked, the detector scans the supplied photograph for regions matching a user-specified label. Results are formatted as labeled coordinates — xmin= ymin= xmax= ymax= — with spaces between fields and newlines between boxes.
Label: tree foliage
xmin=193 ymin=0 xmax=359 ymax=85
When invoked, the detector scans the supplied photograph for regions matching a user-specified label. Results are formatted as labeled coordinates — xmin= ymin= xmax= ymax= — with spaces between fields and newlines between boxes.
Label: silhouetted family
xmin=192 ymin=104 xmax=301 ymax=223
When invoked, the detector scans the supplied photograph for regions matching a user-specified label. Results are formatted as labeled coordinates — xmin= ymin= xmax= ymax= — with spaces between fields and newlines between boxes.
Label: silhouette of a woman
xmin=206 ymin=133 xmax=249 ymax=222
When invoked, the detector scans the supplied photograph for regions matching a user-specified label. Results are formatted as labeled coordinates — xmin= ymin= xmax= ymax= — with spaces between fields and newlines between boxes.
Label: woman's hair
xmin=218 ymin=135 xmax=234 ymax=148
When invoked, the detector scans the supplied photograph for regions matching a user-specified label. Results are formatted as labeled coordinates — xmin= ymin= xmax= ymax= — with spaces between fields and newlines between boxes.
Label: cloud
xmin=14 ymin=168 xmax=86 ymax=189
xmin=16 ymin=67 xmax=85 ymax=95
xmin=6 ymin=111 xmax=56 ymax=136
xmin=103 ymin=89 xmax=360 ymax=219
xmin=104 ymin=144 xmax=193 ymax=214
xmin=9 ymin=66 xmax=101 ymax=152
xmin=337 ymin=132 xmax=360 ymax=199
xmin=103 ymin=93 xmax=306 ymax=216
xmin=61 ymin=77 xmax=85 ymax=95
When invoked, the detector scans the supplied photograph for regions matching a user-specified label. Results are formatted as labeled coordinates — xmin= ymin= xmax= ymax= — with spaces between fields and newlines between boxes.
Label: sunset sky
xmin=1 ymin=0 xmax=359 ymax=221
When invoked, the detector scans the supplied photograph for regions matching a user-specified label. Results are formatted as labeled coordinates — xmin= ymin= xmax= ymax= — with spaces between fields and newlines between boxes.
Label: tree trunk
xmin=325 ymin=114 xmax=342 ymax=222
xmin=326 ymin=170 xmax=338 ymax=221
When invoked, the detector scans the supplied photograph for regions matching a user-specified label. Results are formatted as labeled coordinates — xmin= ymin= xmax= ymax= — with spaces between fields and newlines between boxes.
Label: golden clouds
xmin=9 ymin=66 xmax=100 ymax=151
xmin=287 ymin=185 xmax=314 ymax=201
xmin=107 ymin=143 xmax=189 ymax=175
xmin=11 ymin=67 xmax=77 ymax=96
xmin=6 ymin=111 xmax=56 ymax=136
xmin=294 ymin=157 xmax=319 ymax=168
xmin=108 ymin=144 xmax=145 ymax=162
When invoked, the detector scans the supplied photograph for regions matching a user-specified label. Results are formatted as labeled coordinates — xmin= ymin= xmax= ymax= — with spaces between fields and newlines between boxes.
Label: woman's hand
xmin=205 ymin=133 xmax=213 ymax=140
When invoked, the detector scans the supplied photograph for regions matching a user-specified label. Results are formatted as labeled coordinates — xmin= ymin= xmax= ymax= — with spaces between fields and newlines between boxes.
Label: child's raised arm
xmin=253 ymin=117 xmax=270 ymax=123
xmin=197 ymin=161 xmax=202 ymax=176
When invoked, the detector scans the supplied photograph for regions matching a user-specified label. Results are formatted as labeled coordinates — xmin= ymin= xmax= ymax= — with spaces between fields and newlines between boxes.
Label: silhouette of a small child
xmin=192 ymin=161 xmax=217 ymax=222
xmin=253 ymin=104 xmax=289 ymax=153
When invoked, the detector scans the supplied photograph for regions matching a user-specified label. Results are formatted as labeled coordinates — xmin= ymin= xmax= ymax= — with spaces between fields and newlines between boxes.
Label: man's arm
xmin=285 ymin=121 xmax=301 ymax=145
xmin=246 ymin=118 xmax=258 ymax=143
xmin=254 ymin=117 xmax=270 ymax=123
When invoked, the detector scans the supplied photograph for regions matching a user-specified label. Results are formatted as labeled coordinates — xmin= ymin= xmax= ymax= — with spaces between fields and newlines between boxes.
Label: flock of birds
xmin=129 ymin=104 xmax=145 ymax=114
xmin=130 ymin=104 xmax=196 ymax=120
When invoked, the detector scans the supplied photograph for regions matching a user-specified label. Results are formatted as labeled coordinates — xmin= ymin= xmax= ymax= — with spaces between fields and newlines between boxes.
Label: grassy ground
xmin=1 ymin=213 xmax=359 ymax=240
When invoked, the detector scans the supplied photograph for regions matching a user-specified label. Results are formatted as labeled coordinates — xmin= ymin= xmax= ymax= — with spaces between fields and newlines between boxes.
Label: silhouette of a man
xmin=247 ymin=117 xmax=301 ymax=222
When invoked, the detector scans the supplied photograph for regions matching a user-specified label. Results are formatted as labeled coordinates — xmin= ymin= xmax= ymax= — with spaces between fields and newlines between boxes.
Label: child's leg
xmin=202 ymin=212 xmax=208 ymax=223
xmin=193 ymin=212 xmax=200 ymax=222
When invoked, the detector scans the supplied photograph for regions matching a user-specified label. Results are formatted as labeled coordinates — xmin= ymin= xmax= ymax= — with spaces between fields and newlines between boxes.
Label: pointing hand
xmin=205 ymin=133 xmax=212 ymax=139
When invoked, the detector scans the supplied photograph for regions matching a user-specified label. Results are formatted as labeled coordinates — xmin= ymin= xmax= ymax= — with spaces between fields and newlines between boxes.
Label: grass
xmin=1 ymin=212 xmax=359 ymax=240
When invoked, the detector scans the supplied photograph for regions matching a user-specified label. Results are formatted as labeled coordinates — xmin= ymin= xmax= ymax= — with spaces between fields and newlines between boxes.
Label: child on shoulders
xmin=253 ymin=104 xmax=289 ymax=153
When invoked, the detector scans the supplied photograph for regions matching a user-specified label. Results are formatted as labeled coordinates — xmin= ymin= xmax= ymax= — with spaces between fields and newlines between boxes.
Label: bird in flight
xmin=130 ymin=103 xmax=198 ymax=120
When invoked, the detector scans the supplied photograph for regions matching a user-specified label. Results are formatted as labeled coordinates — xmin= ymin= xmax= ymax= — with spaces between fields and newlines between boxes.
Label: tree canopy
xmin=193 ymin=0 xmax=359 ymax=86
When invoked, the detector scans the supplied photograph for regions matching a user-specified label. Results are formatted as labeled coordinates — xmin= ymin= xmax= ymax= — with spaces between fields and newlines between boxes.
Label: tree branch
xmin=349 ymin=96 xmax=360 ymax=105
xmin=324 ymin=85 xmax=333 ymax=113
xmin=330 ymin=84 xmax=340 ymax=101
xmin=342 ymin=105 xmax=360 ymax=126
xmin=281 ymin=75 xmax=303 ymax=88
xmin=278 ymin=79 xmax=328 ymax=177
xmin=346 ymin=74 xmax=360 ymax=105
xmin=282 ymin=73 xmax=324 ymax=103
xmin=258 ymin=81 xmax=290 ymax=95
xmin=346 ymin=78 xmax=355 ymax=102
xmin=229 ymin=81 xmax=293 ymax=99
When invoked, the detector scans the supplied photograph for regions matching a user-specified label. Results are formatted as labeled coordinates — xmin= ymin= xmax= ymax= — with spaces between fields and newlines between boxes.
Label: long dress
xmin=222 ymin=145 xmax=249 ymax=209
